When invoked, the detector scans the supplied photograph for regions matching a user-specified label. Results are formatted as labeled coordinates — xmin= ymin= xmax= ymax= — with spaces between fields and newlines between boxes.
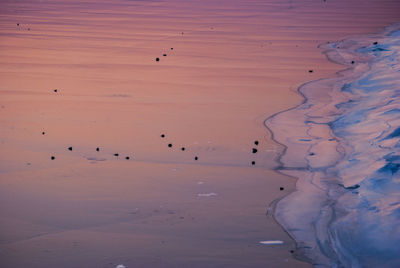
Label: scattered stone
xmin=280 ymin=187 xmax=284 ymax=191
xmin=181 ymin=147 xmax=185 ymax=151
xmin=51 ymin=156 xmax=55 ymax=160
xmin=251 ymin=161 xmax=255 ymax=165
xmin=68 ymin=147 xmax=72 ymax=151
xmin=53 ymin=89 xmax=58 ymax=93
xmin=171 ymin=48 xmax=174 ymax=50
xmin=114 ymin=153 xmax=119 ymax=157
xmin=254 ymin=140 xmax=259 ymax=146
xmin=351 ymin=60 xmax=355 ymax=64
xmin=17 ymin=23 xmax=19 ymax=26
xmin=161 ymin=134 xmax=165 ymax=138
xmin=309 ymin=152 xmax=315 ymax=156
xmin=156 ymin=57 xmax=160 ymax=62
xmin=290 ymin=250 xmax=294 ymax=253
xmin=125 ymin=156 xmax=130 ymax=160
xmin=373 ymin=41 xmax=378 ymax=45
xmin=27 ymin=28 xmax=30 ymax=31
xmin=42 ymin=132 xmax=45 ymax=135
xmin=96 ymin=147 xmax=100 ymax=151
xmin=194 ymin=156 xmax=198 ymax=160
xmin=163 ymin=54 xmax=167 ymax=56
xmin=308 ymin=70 xmax=313 ymax=73
xmin=252 ymin=148 xmax=258 ymax=154
xmin=168 ymin=144 xmax=172 ymax=148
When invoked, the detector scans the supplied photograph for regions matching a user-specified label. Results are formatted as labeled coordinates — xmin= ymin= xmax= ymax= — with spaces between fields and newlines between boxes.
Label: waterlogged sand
xmin=0 ymin=0 xmax=400 ymax=267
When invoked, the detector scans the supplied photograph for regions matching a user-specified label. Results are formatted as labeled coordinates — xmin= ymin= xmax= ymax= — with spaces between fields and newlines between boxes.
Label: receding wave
xmin=266 ymin=23 xmax=400 ymax=267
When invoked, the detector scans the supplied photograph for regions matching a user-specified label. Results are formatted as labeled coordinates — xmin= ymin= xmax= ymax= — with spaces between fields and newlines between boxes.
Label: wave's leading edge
xmin=266 ymin=24 xmax=400 ymax=267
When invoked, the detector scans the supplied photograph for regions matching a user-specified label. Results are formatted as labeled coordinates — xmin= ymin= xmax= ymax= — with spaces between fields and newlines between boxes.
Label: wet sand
xmin=0 ymin=0 xmax=400 ymax=267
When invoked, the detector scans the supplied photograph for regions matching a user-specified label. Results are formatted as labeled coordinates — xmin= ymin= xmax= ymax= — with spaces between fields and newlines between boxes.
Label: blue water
xmin=267 ymin=24 xmax=400 ymax=267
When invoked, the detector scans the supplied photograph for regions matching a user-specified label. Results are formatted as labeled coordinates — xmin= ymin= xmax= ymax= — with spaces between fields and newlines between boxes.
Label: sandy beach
xmin=0 ymin=0 xmax=399 ymax=267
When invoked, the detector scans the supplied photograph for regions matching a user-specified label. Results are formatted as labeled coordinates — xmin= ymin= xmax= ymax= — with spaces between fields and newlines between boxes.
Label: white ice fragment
xmin=197 ymin=181 xmax=204 ymax=185
xmin=116 ymin=265 xmax=126 ymax=268
xmin=259 ymin=240 xmax=284 ymax=245
xmin=198 ymin=192 xmax=217 ymax=197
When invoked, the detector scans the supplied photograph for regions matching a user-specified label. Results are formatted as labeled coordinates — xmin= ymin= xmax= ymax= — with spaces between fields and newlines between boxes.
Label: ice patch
xmin=259 ymin=240 xmax=284 ymax=245
xmin=198 ymin=193 xmax=217 ymax=197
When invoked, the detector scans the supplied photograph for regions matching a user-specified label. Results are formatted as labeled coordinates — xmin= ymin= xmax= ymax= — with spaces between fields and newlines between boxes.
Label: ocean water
xmin=266 ymin=24 xmax=400 ymax=267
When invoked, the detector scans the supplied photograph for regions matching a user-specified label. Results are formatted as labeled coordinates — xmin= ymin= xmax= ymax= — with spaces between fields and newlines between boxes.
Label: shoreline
xmin=265 ymin=22 xmax=400 ymax=267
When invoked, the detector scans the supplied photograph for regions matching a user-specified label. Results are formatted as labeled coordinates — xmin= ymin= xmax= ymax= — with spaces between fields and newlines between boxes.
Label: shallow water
xmin=267 ymin=24 xmax=400 ymax=267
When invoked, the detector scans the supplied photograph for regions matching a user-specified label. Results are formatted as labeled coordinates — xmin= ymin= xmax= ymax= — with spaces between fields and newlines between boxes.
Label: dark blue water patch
xmin=359 ymin=83 xmax=395 ymax=93
xmin=356 ymin=74 xmax=396 ymax=93
xmin=357 ymin=44 xmax=391 ymax=54
xmin=335 ymin=99 xmax=358 ymax=109
xmin=299 ymin=139 xmax=312 ymax=142
xmin=372 ymin=47 xmax=389 ymax=52
xmin=362 ymin=176 xmax=400 ymax=194
xmin=331 ymin=109 xmax=370 ymax=135
xmin=382 ymin=108 xmax=400 ymax=115
xmin=384 ymin=127 xmax=400 ymax=139
xmin=341 ymin=83 xmax=352 ymax=92
xmin=388 ymin=29 xmax=400 ymax=37
xmin=383 ymin=153 xmax=400 ymax=162
xmin=378 ymin=163 xmax=400 ymax=174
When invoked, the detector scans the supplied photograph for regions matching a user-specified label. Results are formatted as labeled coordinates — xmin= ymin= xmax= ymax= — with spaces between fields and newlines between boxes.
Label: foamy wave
xmin=266 ymin=23 xmax=400 ymax=267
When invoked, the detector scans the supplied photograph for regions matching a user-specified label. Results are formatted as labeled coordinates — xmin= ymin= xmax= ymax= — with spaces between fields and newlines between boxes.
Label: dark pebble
xmin=251 ymin=161 xmax=255 ymax=165
xmin=161 ymin=134 xmax=165 ymax=138
xmin=68 ymin=147 xmax=72 ymax=151
xmin=51 ymin=156 xmax=55 ymax=160
xmin=96 ymin=147 xmax=100 ymax=151
xmin=308 ymin=70 xmax=313 ymax=73
xmin=194 ymin=156 xmax=198 ymax=160
xmin=125 ymin=156 xmax=130 ymax=160
xmin=171 ymin=48 xmax=174 ymax=50
xmin=168 ymin=144 xmax=172 ymax=148
xmin=27 ymin=28 xmax=30 ymax=31
xmin=290 ymin=250 xmax=294 ymax=253
xmin=54 ymin=89 xmax=57 ymax=93
xmin=373 ymin=41 xmax=378 ymax=45
xmin=309 ymin=152 xmax=315 ymax=156
xmin=17 ymin=23 xmax=19 ymax=26
xmin=181 ymin=147 xmax=185 ymax=151
xmin=254 ymin=140 xmax=259 ymax=146
xmin=42 ymin=132 xmax=45 ymax=135
xmin=280 ymin=187 xmax=284 ymax=191
xmin=156 ymin=58 xmax=160 ymax=62
xmin=114 ymin=153 xmax=119 ymax=157
xmin=351 ymin=60 xmax=355 ymax=64
xmin=163 ymin=54 xmax=167 ymax=56
xmin=252 ymin=148 xmax=258 ymax=154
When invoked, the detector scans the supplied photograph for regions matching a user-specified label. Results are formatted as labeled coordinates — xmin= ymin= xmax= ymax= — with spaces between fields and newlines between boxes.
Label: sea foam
xmin=266 ymin=23 xmax=400 ymax=267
